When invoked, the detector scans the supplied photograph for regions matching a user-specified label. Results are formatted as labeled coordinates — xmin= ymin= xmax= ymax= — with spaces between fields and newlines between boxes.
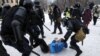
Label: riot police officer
xmin=1 ymin=0 xmax=33 ymax=56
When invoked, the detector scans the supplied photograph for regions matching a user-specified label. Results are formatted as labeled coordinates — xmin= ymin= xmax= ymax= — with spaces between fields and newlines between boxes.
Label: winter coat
xmin=0 ymin=7 xmax=2 ymax=16
xmin=1 ymin=5 xmax=11 ymax=19
xmin=1 ymin=6 xmax=27 ymax=35
xmin=82 ymin=8 xmax=92 ymax=23
xmin=64 ymin=19 xmax=89 ymax=41
xmin=67 ymin=19 xmax=83 ymax=33
xmin=72 ymin=8 xmax=82 ymax=21
xmin=35 ymin=7 xmax=45 ymax=25
xmin=53 ymin=5 xmax=61 ymax=23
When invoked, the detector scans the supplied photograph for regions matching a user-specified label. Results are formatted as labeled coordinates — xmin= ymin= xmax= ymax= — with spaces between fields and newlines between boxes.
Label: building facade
xmin=0 ymin=0 xmax=20 ymax=7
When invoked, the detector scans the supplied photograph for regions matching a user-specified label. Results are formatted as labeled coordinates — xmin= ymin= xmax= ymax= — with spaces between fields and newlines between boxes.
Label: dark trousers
xmin=49 ymin=14 xmax=54 ymax=25
xmin=28 ymin=25 xmax=40 ymax=47
xmin=3 ymin=20 xmax=32 ymax=56
xmin=93 ymin=16 xmax=98 ymax=25
xmin=2 ymin=35 xmax=32 ymax=56
xmin=70 ymin=35 xmax=81 ymax=52
xmin=53 ymin=21 xmax=62 ymax=33
xmin=38 ymin=24 xmax=44 ymax=37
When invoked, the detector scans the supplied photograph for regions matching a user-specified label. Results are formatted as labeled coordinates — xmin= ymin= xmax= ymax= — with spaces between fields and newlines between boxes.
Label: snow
xmin=0 ymin=13 xmax=100 ymax=56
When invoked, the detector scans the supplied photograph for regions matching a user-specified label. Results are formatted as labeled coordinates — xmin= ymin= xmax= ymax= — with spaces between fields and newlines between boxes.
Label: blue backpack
xmin=49 ymin=40 xmax=67 ymax=53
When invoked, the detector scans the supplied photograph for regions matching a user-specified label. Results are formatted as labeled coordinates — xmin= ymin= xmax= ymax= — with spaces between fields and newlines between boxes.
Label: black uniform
xmin=63 ymin=19 xmax=89 ymax=56
xmin=26 ymin=9 xmax=40 ymax=47
xmin=89 ymin=2 xmax=95 ymax=10
xmin=24 ymin=5 xmax=49 ymax=53
xmin=0 ymin=40 xmax=10 ymax=56
xmin=1 ymin=1 xmax=33 ymax=56
xmin=72 ymin=3 xmax=82 ymax=22
xmin=34 ymin=2 xmax=45 ymax=38
xmin=0 ymin=6 xmax=2 ymax=17
xmin=52 ymin=5 xmax=62 ymax=34
xmin=1 ymin=4 xmax=11 ymax=19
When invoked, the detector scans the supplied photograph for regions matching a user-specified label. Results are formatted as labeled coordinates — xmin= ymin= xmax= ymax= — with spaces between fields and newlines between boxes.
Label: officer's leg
xmin=22 ymin=40 xmax=32 ymax=56
xmin=70 ymin=35 xmax=82 ymax=56
xmin=27 ymin=26 xmax=34 ymax=47
xmin=50 ymin=14 xmax=54 ymax=25
xmin=93 ymin=16 xmax=98 ymax=25
xmin=93 ymin=16 xmax=96 ymax=25
xmin=57 ymin=22 xmax=62 ymax=34
xmin=11 ymin=20 xmax=32 ymax=56
xmin=30 ymin=34 xmax=40 ymax=48
xmin=49 ymin=14 xmax=52 ymax=25
xmin=39 ymin=39 xmax=49 ymax=53
xmin=52 ymin=22 xmax=57 ymax=34
xmin=30 ymin=35 xmax=34 ymax=47
xmin=29 ymin=31 xmax=42 ymax=48
xmin=29 ymin=26 xmax=40 ymax=48
xmin=12 ymin=38 xmax=32 ymax=56
xmin=1 ymin=35 xmax=14 ymax=46
xmin=31 ymin=28 xmax=41 ymax=48
xmin=51 ymin=18 xmax=52 ymax=25
xmin=11 ymin=20 xmax=23 ymax=43
xmin=39 ymin=24 xmax=45 ymax=38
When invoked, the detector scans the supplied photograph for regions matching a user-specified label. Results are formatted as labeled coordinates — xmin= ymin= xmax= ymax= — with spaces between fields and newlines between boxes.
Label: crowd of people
xmin=0 ymin=0 xmax=100 ymax=56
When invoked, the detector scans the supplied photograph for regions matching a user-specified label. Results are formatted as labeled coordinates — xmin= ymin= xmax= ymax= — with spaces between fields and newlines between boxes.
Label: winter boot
xmin=42 ymin=35 xmax=46 ymax=39
xmin=58 ymin=32 xmax=63 ymax=34
xmin=52 ymin=32 xmax=56 ymax=34
xmin=39 ymin=39 xmax=49 ymax=53
xmin=69 ymin=45 xmax=76 ymax=50
xmin=22 ymin=46 xmax=32 ymax=56
xmin=75 ymin=50 xmax=82 ymax=56
xmin=32 ymin=41 xmax=40 ymax=48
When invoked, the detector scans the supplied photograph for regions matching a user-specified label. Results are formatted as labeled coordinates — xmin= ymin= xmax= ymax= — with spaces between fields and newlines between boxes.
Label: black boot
xmin=75 ymin=50 xmax=82 ymax=56
xmin=32 ymin=41 xmax=40 ymax=48
xmin=22 ymin=46 xmax=32 ymax=56
xmin=52 ymin=32 xmax=56 ymax=34
xmin=58 ymin=32 xmax=63 ymax=34
xmin=69 ymin=45 xmax=76 ymax=50
xmin=42 ymin=35 xmax=46 ymax=39
xmin=7 ymin=54 xmax=10 ymax=56
xmin=39 ymin=39 xmax=49 ymax=53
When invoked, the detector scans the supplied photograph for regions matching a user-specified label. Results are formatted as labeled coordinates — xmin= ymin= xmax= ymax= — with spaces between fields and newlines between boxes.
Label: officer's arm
xmin=64 ymin=30 xmax=72 ymax=41
xmin=41 ymin=9 xmax=45 ymax=22
xmin=13 ymin=7 xmax=27 ymax=23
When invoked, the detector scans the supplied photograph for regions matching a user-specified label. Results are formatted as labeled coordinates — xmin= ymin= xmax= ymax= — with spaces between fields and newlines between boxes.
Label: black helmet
xmin=19 ymin=0 xmax=24 ymax=6
xmin=34 ymin=1 xmax=40 ymax=5
xmin=89 ymin=2 xmax=94 ymax=9
xmin=34 ymin=1 xmax=40 ymax=7
xmin=3 ymin=4 xmax=11 ymax=9
xmin=74 ymin=2 xmax=80 ymax=8
xmin=23 ymin=0 xmax=33 ymax=9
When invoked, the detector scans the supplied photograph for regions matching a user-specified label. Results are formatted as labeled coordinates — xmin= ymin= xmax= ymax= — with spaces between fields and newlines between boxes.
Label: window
xmin=16 ymin=0 xmax=18 ymax=4
xmin=2 ymin=0 xmax=5 ymax=5
xmin=11 ymin=0 xmax=13 ymax=3
xmin=2 ymin=0 xmax=5 ymax=4
xmin=7 ymin=0 xmax=9 ymax=3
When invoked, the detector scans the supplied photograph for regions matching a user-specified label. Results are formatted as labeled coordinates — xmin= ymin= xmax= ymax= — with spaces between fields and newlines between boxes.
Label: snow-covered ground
xmin=0 ymin=13 xmax=100 ymax=56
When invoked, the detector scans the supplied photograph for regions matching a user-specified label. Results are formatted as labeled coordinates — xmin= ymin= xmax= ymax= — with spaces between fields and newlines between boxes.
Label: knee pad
xmin=11 ymin=20 xmax=21 ymax=27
